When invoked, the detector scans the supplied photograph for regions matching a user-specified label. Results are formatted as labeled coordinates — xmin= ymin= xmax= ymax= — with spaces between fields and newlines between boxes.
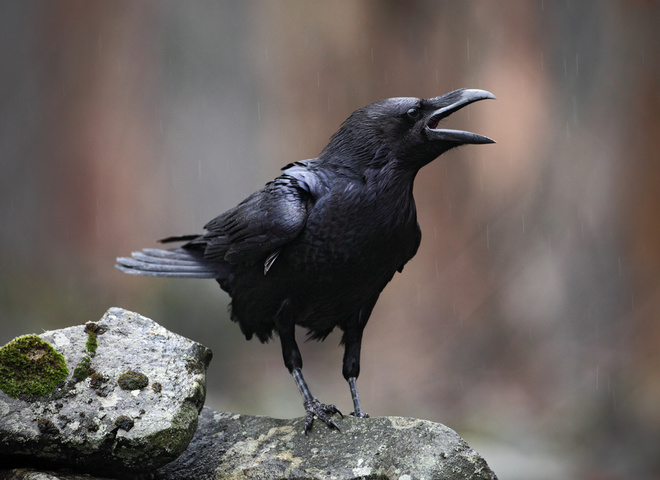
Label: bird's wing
xmin=202 ymin=161 xmax=321 ymax=266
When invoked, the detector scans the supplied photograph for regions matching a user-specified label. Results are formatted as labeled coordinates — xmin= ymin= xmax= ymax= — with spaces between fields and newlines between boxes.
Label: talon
xmin=303 ymin=398 xmax=343 ymax=434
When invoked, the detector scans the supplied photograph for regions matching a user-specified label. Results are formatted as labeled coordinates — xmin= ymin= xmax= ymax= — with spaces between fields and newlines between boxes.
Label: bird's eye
xmin=407 ymin=108 xmax=420 ymax=119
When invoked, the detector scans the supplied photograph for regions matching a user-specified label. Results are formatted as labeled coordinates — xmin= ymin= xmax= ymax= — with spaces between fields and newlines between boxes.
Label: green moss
xmin=83 ymin=322 xmax=100 ymax=355
xmin=89 ymin=372 xmax=105 ymax=388
xmin=86 ymin=332 xmax=98 ymax=355
xmin=0 ymin=334 xmax=69 ymax=398
xmin=71 ymin=322 xmax=107 ymax=383
xmin=118 ymin=370 xmax=149 ymax=390
xmin=73 ymin=356 xmax=93 ymax=382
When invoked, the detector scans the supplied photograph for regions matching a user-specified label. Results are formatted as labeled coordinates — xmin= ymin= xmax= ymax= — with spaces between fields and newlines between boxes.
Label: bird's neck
xmin=361 ymin=162 xmax=418 ymax=225
xmin=369 ymin=160 xmax=418 ymax=193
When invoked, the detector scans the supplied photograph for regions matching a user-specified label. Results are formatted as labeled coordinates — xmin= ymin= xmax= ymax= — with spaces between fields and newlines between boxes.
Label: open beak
xmin=425 ymin=89 xmax=496 ymax=145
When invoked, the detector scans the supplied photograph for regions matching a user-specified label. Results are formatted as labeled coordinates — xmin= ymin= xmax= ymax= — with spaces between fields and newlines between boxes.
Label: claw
xmin=303 ymin=398 xmax=343 ymax=434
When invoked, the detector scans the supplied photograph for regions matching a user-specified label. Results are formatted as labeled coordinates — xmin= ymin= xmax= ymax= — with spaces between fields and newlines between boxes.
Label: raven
xmin=116 ymin=88 xmax=495 ymax=433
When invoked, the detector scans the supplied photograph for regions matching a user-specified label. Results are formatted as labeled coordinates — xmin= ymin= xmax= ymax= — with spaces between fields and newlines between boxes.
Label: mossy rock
xmin=0 ymin=334 xmax=69 ymax=398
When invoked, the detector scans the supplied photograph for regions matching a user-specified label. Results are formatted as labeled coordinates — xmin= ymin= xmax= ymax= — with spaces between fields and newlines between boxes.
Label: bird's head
xmin=323 ymin=89 xmax=495 ymax=171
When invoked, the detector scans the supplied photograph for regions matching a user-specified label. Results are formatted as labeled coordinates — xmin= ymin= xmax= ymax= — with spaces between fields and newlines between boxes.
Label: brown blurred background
xmin=1 ymin=1 xmax=659 ymax=478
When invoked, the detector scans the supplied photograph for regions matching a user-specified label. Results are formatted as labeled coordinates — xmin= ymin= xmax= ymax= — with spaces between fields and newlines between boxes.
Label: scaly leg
xmin=347 ymin=376 xmax=369 ymax=418
xmin=342 ymin=325 xmax=369 ymax=418
xmin=276 ymin=305 xmax=342 ymax=433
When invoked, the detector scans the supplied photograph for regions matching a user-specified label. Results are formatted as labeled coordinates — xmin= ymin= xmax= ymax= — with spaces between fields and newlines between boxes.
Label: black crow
xmin=116 ymin=88 xmax=495 ymax=433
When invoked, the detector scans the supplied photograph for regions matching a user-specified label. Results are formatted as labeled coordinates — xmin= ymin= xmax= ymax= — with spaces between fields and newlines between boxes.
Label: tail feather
xmin=132 ymin=249 xmax=202 ymax=266
xmin=159 ymin=234 xmax=199 ymax=244
xmin=115 ymin=247 xmax=219 ymax=279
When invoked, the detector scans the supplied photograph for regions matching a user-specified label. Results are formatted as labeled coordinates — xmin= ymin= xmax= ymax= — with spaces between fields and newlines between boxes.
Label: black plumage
xmin=116 ymin=88 xmax=495 ymax=433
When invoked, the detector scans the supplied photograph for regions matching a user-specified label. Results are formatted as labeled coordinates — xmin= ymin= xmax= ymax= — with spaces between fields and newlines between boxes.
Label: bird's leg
xmin=342 ymin=327 xmax=369 ymax=418
xmin=291 ymin=367 xmax=342 ymax=434
xmin=348 ymin=377 xmax=369 ymax=418
xmin=275 ymin=306 xmax=342 ymax=434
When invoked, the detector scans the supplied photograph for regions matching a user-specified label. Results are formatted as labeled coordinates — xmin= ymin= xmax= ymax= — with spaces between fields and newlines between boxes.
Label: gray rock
xmin=1 ymin=407 xmax=497 ymax=480
xmin=0 ymin=308 xmax=212 ymax=477
xmin=154 ymin=406 xmax=498 ymax=480
xmin=0 ymin=468 xmax=114 ymax=480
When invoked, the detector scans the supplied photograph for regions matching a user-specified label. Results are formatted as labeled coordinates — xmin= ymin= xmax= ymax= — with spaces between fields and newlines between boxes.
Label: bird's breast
xmin=291 ymin=186 xmax=419 ymax=279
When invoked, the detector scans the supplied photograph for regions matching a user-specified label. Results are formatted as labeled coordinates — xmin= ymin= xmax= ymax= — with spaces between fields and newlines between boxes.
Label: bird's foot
xmin=303 ymin=398 xmax=343 ymax=434
xmin=350 ymin=410 xmax=370 ymax=418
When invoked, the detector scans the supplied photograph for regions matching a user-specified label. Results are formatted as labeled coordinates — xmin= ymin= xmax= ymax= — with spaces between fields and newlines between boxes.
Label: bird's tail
xmin=115 ymin=247 xmax=219 ymax=278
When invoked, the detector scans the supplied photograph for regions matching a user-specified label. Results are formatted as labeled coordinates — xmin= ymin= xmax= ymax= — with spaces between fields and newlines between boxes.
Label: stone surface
xmin=0 ymin=308 xmax=212 ymax=477
xmin=0 ymin=407 xmax=498 ymax=480
xmin=0 ymin=469 xmax=114 ymax=480
xmin=153 ymin=406 xmax=498 ymax=480
xmin=0 ymin=408 xmax=497 ymax=480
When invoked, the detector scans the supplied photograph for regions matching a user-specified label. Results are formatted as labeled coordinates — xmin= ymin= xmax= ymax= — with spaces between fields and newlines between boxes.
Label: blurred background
xmin=1 ymin=1 xmax=659 ymax=478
